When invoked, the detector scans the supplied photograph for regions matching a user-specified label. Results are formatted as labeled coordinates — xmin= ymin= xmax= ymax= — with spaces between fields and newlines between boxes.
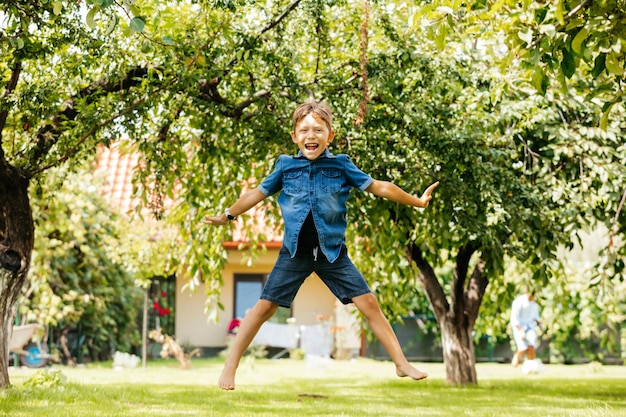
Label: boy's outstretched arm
xmin=203 ymin=188 xmax=268 ymax=226
xmin=365 ymin=180 xmax=439 ymax=208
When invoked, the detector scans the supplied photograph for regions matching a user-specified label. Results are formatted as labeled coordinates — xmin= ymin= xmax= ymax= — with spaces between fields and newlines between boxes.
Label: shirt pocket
xmin=283 ymin=170 xmax=303 ymax=193
xmin=321 ymin=169 xmax=342 ymax=193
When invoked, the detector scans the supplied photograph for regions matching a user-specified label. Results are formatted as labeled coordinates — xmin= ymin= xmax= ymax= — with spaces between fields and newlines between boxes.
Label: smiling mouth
xmin=305 ymin=143 xmax=319 ymax=151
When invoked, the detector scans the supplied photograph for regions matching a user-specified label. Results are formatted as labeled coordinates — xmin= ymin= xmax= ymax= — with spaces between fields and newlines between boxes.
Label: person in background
xmin=510 ymin=290 xmax=541 ymax=367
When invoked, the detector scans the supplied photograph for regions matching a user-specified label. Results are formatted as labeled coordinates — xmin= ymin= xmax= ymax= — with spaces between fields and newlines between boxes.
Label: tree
xmin=0 ymin=0 xmax=174 ymax=385
xmin=401 ymin=0 xmax=626 ymax=380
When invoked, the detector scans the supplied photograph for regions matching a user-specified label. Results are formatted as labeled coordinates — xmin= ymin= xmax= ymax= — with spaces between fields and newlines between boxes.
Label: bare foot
xmin=396 ymin=363 xmax=428 ymax=380
xmin=218 ymin=363 xmax=237 ymax=390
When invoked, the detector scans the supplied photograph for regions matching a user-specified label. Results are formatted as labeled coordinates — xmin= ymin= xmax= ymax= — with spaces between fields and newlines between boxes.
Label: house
xmin=95 ymin=143 xmax=362 ymax=358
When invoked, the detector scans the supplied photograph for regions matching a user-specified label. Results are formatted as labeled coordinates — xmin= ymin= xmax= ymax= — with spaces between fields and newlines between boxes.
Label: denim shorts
xmin=260 ymin=245 xmax=371 ymax=308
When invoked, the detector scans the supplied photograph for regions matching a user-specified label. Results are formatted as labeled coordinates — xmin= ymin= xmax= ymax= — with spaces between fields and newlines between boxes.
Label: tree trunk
xmin=440 ymin=317 xmax=477 ymax=385
xmin=409 ymin=242 xmax=487 ymax=386
xmin=0 ymin=162 xmax=34 ymax=388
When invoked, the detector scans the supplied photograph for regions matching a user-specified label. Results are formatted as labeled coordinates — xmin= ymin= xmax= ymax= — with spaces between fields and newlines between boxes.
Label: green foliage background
xmin=22 ymin=168 xmax=143 ymax=361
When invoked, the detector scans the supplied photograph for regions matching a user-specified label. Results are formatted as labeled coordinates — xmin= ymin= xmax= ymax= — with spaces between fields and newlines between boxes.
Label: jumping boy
xmin=204 ymin=100 xmax=439 ymax=390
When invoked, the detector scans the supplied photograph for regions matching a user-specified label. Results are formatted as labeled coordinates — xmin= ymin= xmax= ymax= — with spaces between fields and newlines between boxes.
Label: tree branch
xmin=0 ymin=59 xmax=22 ymax=162
xmin=464 ymin=257 xmax=487 ymax=328
xmin=451 ymin=242 xmax=479 ymax=324
xmin=607 ymin=188 xmax=626 ymax=258
xmin=233 ymin=89 xmax=272 ymax=116
xmin=260 ymin=0 xmax=305 ymax=35
xmin=26 ymin=67 xmax=151 ymax=173
xmin=528 ymin=0 xmax=591 ymax=49
xmin=28 ymin=77 xmax=175 ymax=177
xmin=408 ymin=243 xmax=449 ymax=321
xmin=197 ymin=0 xmax=304 ymax=117
xmin=354 ymin=0 xmax=369 ymax=126
xmin=29 ymin=95 xmax=149 ymax=177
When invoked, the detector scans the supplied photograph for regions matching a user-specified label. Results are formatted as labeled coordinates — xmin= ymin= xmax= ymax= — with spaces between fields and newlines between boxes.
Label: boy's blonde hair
xmin=292 ymin=101 xmax=333 ymax=131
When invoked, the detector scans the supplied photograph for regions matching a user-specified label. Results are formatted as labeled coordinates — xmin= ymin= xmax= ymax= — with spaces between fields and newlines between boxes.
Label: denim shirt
xmin=258 ymin=148 xmax=374 ymax=263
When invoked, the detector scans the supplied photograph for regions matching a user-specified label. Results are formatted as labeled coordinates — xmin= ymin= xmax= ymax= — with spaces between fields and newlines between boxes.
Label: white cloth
xmin=510 ymin=293 xmax=540 ymax=350
xmin=253 ymin=322 xmax=299 ymax=349
xmin=300 ymin=324 xmax=333 ymax=357
xmin=252 ymin=322 xmax=333 ymax=357
xmin=521 ymin=359 xmax=544 ymax=375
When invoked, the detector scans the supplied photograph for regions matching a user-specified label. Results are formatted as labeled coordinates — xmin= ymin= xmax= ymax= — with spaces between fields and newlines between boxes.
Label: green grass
xmin=2 ymin=358 xmax=625 ymax=416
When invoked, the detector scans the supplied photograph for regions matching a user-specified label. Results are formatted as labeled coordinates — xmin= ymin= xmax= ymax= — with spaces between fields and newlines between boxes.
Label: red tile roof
xmin=94 ymin=143 xmax=283 ymax=248
xmin=229 ymin=201 xmax=284 ymax=248
xmin=94 ymin=143 xmax=140 ymax=216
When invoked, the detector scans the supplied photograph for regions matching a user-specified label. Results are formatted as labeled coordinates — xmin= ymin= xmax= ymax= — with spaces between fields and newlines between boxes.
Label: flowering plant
xmin=153 ymin=291 xmax=171 ymax=317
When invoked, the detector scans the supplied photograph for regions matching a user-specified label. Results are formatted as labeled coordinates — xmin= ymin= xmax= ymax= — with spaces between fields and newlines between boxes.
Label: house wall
xmin=291 ymin=276 xmax=337 ymax=325
xmin=175 ymin=247 xmax=342 ymax=348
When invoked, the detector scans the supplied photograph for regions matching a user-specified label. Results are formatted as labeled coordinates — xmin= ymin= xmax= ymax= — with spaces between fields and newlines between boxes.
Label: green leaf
xmin=53 ymin=1 xmax=62 ymax=15
xmin=555 ymin=0 xmax=565 ymax=25
xmin=435 ymin=23 xmax=447 ymax=50
xmin=605 ymin=52 xmax=624 ymax=76
xmin=162 ymin=35 xmax=175 ymax=46
xmin=560 ymin=48 xmax=576 ymax=78
xmin=571 ymin=27 xmax=588 ymax=55
xmin=129 ymin=16 xmax=145 ymax=33
xmin=94 ymin=0 xmax=114 ymax=6
xmin=86 ymin=6 xmax=99 ymax=29
xmin=591 ymin=53 xmax=606 ymax=78
xmin=531 ymin=65 xmax=548 ymax=95
xmin=488 ymin=0 xmax=505 ymax=15
xmin=589 ymin=274 xmax=602 ymax=287
xmin=104 ymin=14 xmax=118 ymax=36
xmin=518 ymin=29 xmax=533 ymax=45
xmin=600 ymin=102 xmax=615 ymax=130
xmin=141 ymin=40 xmax=152 ymax=53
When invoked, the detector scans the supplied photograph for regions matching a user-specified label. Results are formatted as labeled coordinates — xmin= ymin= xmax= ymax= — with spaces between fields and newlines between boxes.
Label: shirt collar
xmin=295 ymin=148 xmax=336 ymax=160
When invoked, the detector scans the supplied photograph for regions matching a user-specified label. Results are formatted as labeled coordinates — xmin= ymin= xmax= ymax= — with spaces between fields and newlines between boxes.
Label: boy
xmin=204 ymin=100 xmax=439 ymax=390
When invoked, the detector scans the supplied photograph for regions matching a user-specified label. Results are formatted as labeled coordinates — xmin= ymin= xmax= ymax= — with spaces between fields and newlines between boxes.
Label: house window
xmin=234 ymin=274 xmax=265 ymax=319
xmin=233 ymin=274 xmax=291 ymax=323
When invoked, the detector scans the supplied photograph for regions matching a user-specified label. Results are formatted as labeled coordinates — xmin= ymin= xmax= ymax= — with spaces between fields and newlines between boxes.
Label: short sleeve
xmin=258 ymin=156 xmax=285 ymax=196
xmin=343 ymin=155 xmax=374 ymax=191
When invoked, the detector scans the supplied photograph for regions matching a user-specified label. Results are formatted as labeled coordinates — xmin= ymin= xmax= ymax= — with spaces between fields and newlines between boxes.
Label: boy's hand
xmin=202 ymin=214 xmax=229 ymax=226
xmin=419 ymin=181 xmax=440 ymax=207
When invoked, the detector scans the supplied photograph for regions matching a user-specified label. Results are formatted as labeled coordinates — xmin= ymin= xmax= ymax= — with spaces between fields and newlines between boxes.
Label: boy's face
xmin=291 ymin=114 xmax=335 ymax=160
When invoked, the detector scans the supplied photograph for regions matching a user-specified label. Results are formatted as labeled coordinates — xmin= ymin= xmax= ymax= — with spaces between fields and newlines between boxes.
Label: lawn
xmin=2 ymin=358 xmax=625 ymax=417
